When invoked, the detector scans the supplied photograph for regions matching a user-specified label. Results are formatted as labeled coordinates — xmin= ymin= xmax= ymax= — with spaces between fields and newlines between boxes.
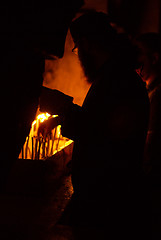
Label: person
xmin=0 ymin=0 xmax=83 ymax=191
xmin=135 ymin=32 xmax=161 ymax=238
xmin=135 ymin=33 xmax=161 ymax=173
xmin=39 ymin=12 xmax=149 ymax=238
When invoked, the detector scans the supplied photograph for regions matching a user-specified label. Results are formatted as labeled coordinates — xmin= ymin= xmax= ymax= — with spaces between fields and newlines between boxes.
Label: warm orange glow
xmin=43 ymin=30 xmax=91 ymax=106
xmin=37 ymin=112 xmax=51 ymax=122
xmin=32 ymin=120 xmax=37 ymax=126
xmin=19 ymin=110 xmax=73 ymax=160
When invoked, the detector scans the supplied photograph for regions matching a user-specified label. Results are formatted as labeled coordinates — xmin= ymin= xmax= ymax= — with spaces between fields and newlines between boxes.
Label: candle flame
xmin=37 ymin=112 xmax=51 ymax=122
xmin=19 ymin=111 xmax=72 ymax=160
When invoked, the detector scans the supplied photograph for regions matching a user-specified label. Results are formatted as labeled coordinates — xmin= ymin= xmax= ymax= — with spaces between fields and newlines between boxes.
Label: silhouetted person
xmin=136 ymin=33 xmax=161 ymax=173
xmin=136 ymin=32 xmax=161 ymax=238
xmin=40 ymin=12 xmax=149 ymax=239
xmin=0 ymin=0 xmax=83 ymax=191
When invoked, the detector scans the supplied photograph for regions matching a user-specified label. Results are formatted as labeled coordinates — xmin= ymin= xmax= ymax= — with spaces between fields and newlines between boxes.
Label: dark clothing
xmin=145 ymin=77 xmax=161 ymax=173
xmin=0 ymin=44 xmax=45 ymax=188
xmin=61 ymin=61 xmax=149 ymax=235
xmin=0 ymin=0 xmax=83 ymax=189
xmin=143 ymin=77 xmax=161 ymax=238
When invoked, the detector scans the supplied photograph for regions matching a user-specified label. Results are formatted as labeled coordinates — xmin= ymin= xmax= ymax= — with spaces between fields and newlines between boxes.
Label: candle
xmin=25 ymin=137 xmax=29 ymax=159
xmin=38 ymin=138 xmax=42 ymax=160
xmin=56 ymin=128 xmax=61 ymax=152
xmin=32 ymin=137 xmax=34 ymax=160
xmin=35 ymin=137 xmax=38 ymax=160
xmin=51 ymin=128 xmax=56 ymax=155
xmin=42 ymin=139 xmax=45 ymax=158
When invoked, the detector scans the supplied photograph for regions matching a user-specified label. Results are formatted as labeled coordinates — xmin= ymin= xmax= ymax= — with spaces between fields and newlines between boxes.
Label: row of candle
xmin=19 ymin=112 xmax=69 ymax=160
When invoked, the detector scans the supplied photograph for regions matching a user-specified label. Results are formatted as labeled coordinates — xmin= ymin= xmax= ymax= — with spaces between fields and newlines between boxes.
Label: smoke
xmin=43 ymin=30 xmax=91 ymax=106
xmin=43 ymin=0 xmax=108 ymax=106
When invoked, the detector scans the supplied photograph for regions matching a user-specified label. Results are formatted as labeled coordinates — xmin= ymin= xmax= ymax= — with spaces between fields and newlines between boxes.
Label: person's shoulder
xmin=119 ymin=68 xmax=144 ymax=89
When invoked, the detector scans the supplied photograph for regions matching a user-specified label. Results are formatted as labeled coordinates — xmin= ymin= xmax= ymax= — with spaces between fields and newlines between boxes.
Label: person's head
xmin=135 ymin=33 xmax=161 ymax=84
xmin=70 ymin=11 xmax=138 ymax=83
xmin=70 ymin=11 xmax=118 ymax=82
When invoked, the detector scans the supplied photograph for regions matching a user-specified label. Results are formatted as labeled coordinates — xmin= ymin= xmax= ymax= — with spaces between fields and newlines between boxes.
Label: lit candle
xmin=25 ymin=137 xmax=29 ymax=159
xmin=38 ymin=138 xmax=42 ymax=160
xmin=56 ymin=127 xmax=61 ymax=152
xmin=35 ymin=137 xmax=38 ymax=160
xmin=32 ymin=137 xmax=34 ymax=160
xmin=51 ymin=128 xmax=56 ymax=155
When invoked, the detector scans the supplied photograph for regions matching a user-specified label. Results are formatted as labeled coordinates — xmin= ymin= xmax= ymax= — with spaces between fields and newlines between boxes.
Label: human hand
xmin=38 ymin=117 xmax=60 ymax=137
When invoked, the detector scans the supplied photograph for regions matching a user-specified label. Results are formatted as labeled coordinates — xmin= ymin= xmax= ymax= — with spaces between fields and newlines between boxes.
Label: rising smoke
xmin=43 ymin=30 xmax=91 ymax=106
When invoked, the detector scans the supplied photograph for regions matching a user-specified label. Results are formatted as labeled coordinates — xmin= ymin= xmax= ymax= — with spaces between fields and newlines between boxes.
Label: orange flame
xmin=19 ymin=111 xmax=72 ymax=160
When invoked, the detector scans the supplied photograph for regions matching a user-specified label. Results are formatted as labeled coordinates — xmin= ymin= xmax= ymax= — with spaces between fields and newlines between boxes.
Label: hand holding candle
xmin=38 ymin=116 xmax=61 ymax=138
